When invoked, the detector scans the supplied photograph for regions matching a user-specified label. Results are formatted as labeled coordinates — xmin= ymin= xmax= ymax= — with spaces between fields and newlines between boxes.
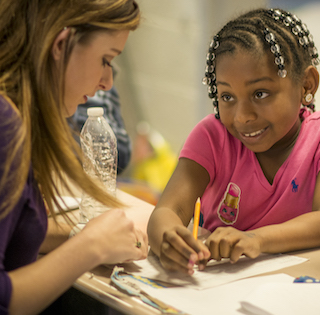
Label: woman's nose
xmin=99 ymin=67 xmax=113 ymax=91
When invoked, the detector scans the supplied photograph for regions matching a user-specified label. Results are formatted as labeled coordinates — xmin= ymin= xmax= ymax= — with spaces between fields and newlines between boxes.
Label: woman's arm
xmin=8 ymin=209 xmax=148 ymax=315
xmin=147 ymin=158 xmax=211 ymax=274
xmin=39 ymin=218 xmax=72 ymax=254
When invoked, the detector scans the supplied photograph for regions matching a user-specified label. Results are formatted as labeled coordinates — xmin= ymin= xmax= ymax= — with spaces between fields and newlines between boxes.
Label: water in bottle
xmin=79 ymin=107 xmax=117 ymax=222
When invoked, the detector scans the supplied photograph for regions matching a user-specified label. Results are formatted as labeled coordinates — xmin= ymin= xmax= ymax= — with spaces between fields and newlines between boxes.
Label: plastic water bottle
xmin=79 ymin=107 xmax=117 ymax=222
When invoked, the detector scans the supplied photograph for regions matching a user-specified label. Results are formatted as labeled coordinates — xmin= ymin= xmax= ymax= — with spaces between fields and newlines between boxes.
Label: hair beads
xmin=268 ymin=9 xmax=319 ymax=67
xmin=203 ymin=35 xmax=219 ymax=118
xmin=264 ymin=28 xmax=287 ymax=78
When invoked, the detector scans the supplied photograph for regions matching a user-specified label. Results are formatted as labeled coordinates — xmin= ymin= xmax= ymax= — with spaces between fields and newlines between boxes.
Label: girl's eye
xmin=219 ymin=94 xmax=234 ymax=102
xmin=255 ymin=91 xmax=269 ymax=99
xmin=102 ymin=58 xmax=113 ymax=68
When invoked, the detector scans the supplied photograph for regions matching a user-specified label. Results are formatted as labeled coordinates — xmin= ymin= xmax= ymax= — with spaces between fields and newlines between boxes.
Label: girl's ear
xmin=301 ymin=66 xmax=319 ymax=106
xmin=51 ymin=28 xmax=71 ymax=61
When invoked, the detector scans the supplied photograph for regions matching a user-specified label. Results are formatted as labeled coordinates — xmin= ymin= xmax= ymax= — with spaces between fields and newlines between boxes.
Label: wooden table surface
xmin=56 ymin=180 xmax=320 ymax=315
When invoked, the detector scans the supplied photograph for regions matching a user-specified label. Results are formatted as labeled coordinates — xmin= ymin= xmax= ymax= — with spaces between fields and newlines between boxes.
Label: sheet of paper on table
xmin=133 ymin=273 xmax=295 ymax=315
xmin=124 ymin=253 xmax=307 ymax=290
xmin=121 ymin=267 xmax=320 ymax=315
xmin=240 ymin=281 xmax=320 ymax=315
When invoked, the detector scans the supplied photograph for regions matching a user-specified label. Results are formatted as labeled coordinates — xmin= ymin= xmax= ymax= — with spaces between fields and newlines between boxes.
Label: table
xmin=62 ymin=188 xmax=160 ymax=314
xmin=62 ymin=189 xmax=320 ymax=315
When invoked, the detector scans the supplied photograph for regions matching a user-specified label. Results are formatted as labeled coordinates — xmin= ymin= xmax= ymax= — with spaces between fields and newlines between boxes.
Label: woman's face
xmin=64 ymin=30 xmax=129 ymax=116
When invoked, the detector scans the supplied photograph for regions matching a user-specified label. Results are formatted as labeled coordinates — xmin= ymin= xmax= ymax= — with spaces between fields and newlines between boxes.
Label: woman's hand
xmin=159 ymin=225 xmax=211 ymax=275
xmin=80 ymin=209 xmax=148 ymax=265
xmin=205 ymin=226 xmax=262 ymax=263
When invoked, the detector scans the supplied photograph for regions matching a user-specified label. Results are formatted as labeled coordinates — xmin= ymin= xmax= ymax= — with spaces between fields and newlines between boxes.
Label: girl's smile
xmin=238 ymin=126 xmax=269 ymax=146
xmin=242 ymin=127 xmax=268 ymax=138
xmin=216 ymin=49 xmax=303 ymax=155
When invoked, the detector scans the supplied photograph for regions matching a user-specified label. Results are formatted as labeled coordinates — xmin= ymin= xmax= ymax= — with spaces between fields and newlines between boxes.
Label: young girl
xmin=0 ymin=1 xmax=148 ymax=314
xmin=148 ymin=8 xmax=320 ymax=275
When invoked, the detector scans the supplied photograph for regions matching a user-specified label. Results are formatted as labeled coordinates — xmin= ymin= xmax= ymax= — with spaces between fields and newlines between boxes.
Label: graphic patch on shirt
xmin=217 ymin=182 xmax=241 ymax=225
xmin=291 ymin=178 xmax=299 ymax=192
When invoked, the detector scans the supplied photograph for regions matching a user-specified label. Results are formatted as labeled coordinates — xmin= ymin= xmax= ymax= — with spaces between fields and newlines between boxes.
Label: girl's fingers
xmin=219 ymin=237 xmax=234 ymax=258
xmin=205 ymin=237 xmax=221 ymax=261
xmin=229 ymin=242 xmax=245 ymax=263
xmin=160 ymin=241 xmax=195 ymax=274
xmin=161 ymin=235 xmax=196 ymax=267
xmin=205 ymin=227 xmax=262 ymax=263
xmin=163 ymin=228 xmax=196 ymax=260
xmin=176 ymin=226 xmax=211 ymax=260
xmin=206 ymin=227 xmax=239 ymax=260
xmin=161 ymin=226 xmax=211 ymax=272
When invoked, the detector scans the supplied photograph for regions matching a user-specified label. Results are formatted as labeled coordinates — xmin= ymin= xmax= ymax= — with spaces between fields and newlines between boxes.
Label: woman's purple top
xmin=0 ymin=96 xmax=47 ymax=314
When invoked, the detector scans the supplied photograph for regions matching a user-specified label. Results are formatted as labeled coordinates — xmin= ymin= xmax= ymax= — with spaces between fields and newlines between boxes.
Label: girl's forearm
xmin=256 ymin=211 xmax=320 ymax=254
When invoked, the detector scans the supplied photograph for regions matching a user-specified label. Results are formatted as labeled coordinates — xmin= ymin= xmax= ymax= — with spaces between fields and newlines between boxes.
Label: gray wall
xmin=115 ymin=0 xmax=268 ymax=160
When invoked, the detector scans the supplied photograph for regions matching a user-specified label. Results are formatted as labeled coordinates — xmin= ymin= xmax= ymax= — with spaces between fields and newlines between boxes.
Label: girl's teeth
xmin=244 ymin=128 xmax=266 ymax=137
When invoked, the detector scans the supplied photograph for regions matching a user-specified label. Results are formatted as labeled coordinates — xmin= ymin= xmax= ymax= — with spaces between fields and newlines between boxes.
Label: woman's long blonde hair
xmin=0 ymin=0 xmax=140 ymax=220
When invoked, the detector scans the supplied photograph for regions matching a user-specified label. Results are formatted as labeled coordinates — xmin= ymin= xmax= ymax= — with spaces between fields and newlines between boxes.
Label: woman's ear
xmin=301 ymin=65 xmax=319 ymax=106
xmin=51 ymin=27 xmax=71 ymax=61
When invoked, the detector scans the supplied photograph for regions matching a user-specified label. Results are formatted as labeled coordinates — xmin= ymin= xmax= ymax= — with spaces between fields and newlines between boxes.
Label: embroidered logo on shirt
xmin=218 ymin=182 xmax=241 ymax=225
xmin=291 ymin=178 xmax=299 ymax=193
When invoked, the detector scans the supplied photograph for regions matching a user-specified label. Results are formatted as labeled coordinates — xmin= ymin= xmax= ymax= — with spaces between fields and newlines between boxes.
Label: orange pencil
xmin=192 ymin=197 xmax=201 ymax=239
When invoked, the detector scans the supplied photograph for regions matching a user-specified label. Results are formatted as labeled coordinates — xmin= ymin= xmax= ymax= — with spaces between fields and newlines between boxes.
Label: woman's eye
xmin=255 ymin=91 xmax=269 ymax=99
xmin=102 ymin=58 xmax=113 ymax=68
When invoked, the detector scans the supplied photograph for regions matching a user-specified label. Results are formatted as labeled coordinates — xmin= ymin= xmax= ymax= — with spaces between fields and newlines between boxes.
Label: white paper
xmin=126 ymin=254 xmax=307 ymax=290
xmin=240 ymin=282 xmax=320 ymax=315
xmin=135 ymin=274 xmax=295 ymax=315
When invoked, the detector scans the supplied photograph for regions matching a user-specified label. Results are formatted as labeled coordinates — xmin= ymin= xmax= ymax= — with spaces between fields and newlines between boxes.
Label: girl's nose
xmin=99 ymin=67 xmax=113 ymax=91
xmin=234 ymin=101 xmax=257 ymax=124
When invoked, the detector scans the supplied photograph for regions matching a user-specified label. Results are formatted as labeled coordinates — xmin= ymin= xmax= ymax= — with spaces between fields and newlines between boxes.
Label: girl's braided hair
xmin=203 ymin=8 xmax=319 ymax=118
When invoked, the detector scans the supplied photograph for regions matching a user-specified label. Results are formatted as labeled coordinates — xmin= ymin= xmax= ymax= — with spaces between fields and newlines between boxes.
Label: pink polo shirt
xmin=179 ymin=110 xmax=320 ymax=232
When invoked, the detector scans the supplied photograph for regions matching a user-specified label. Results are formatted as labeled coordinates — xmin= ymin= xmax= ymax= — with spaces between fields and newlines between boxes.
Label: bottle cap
xmin=87 ymin=107 xmax=104 ymax=117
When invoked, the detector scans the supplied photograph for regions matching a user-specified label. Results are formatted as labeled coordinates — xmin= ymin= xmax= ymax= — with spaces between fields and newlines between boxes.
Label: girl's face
xmin=216 ymin=49 xmax=303 ymax=153
xmin=64 ymin=30 xmax=129 ymax=116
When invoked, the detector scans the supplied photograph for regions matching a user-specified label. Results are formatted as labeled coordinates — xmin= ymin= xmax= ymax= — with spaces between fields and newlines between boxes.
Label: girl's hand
xmin=205 ymin=226 xmax=262 ymax=263
xmin=159 ymin=225 xmax=211 ymax=275
xmin=81 ymin=209 xmax=148 ymax=265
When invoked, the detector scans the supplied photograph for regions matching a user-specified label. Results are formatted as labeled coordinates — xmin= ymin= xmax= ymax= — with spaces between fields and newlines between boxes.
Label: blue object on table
xmin=294 ymin=275 xmax=320 ymax=283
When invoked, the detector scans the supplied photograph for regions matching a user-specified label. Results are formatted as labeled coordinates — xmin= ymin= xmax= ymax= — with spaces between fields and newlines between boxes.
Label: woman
xmin=0 ymin=1 xmax=147 ymax=314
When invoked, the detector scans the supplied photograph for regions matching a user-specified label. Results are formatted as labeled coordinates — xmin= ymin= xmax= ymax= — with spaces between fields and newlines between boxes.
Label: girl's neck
xmin=255 ymin=120 xmax=301 ymax=184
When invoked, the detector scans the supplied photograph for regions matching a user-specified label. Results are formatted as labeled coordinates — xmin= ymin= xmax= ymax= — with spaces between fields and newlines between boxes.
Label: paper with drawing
xmin=123 ymin=254 xmax=307 ymax=290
